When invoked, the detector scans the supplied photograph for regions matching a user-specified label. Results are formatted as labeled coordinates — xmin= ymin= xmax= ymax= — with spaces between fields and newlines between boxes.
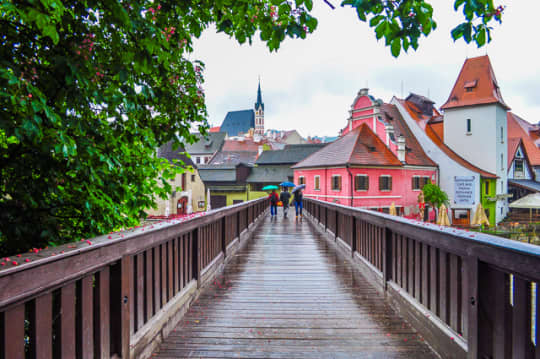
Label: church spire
xmin=255 ymin=78 xmax=264 ymax=111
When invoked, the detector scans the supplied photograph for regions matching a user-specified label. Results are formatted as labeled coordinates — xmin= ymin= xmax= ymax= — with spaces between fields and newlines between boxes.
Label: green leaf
xmin=390 ymin=38 xmax=401 ymax=57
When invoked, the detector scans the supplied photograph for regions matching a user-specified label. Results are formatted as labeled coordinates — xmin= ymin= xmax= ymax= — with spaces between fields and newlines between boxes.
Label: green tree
xmin=422 ymin=182 xmax=449 ymax=212
xmin=0 ymin=0 xmax=503 ymax=255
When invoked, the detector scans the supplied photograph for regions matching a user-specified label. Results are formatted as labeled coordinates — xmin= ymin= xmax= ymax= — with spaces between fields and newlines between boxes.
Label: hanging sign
xmin=454 ymin=176 xmax=475 ymax=205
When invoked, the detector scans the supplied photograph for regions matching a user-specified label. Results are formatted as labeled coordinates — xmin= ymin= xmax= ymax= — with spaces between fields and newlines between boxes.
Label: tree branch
xmin=323 ymin=0 xmax=335 ymax=10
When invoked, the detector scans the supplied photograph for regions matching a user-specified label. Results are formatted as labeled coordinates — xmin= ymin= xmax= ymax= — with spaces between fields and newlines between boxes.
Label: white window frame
xmin=412 ymin=176 xmax=421 ymax=191
xmin=331 ymin=175 xmax=341 ymax=191
xmin=379 ymin=175 xmax=392 ymax=192
xmin=355 ymin=174 xmax=369 ymax=191
xmin=298 ymin=176 xmax=305 ymax=185
xmin=314 ymin=175 xmax=320 ymax=191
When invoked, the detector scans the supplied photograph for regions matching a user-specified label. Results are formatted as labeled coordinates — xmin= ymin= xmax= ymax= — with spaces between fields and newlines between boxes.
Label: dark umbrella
xmin=280 ymin=181 xmax=296 ymax=187
xmin=292 ymin=184 xmax=306 ymax=193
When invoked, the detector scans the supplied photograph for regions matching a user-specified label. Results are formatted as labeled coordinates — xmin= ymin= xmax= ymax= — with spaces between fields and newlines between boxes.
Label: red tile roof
xmin=507 ymin=112 xmax=540 ymax=166
xmin=222 ymin=139 xmax=261 ymax=152
xmin=398 ymin=98 xmax=497 ymax=179
xmin=209 ymin=126 xmax=221 ymax=132
xmin=441 ymin=55 xmax=510 ymax=110
xmin=292 ymin=123 xmax=402 ymax=169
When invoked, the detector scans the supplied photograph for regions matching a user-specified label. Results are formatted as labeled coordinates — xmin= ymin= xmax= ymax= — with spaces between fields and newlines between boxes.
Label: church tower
xmin=254 ymin=80 xmax=264 ymax=135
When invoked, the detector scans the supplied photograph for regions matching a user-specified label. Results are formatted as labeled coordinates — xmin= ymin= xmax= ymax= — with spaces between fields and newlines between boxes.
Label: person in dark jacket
xmin=293 ymin=189 xmax=303 ymax=218
xmin=279 ymin=188 xmax=291 ymax=218
xmin=269 ymin=189 xmax=278 ymax=218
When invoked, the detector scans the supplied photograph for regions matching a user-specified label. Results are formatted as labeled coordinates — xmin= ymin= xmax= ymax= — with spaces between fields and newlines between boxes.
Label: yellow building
xmin=147 ymin=141 xmax=207 ymax=217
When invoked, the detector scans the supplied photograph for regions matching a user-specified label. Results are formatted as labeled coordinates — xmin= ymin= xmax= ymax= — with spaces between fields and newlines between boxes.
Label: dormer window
xmin=464 ymin=80 xmax=477 ymax=92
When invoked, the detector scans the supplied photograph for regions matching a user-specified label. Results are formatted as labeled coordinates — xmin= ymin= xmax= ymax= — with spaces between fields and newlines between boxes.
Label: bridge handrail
xmin=304 ymin=198 xmax=539 ymax=359
xmin=0 ymin=197 xmax=268 ymax=359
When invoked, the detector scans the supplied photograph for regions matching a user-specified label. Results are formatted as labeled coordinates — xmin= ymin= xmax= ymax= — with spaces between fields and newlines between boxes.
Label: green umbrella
xmin=262 ymin=185 xmax=279 ymax=191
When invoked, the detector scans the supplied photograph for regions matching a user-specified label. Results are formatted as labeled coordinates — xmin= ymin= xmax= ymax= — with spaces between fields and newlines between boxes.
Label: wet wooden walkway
xmin=154 ymin=214 xmax=438 ymax=358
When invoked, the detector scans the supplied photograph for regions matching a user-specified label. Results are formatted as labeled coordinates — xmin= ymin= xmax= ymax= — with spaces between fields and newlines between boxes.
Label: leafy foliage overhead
xmin=0 ymin=0 xmax=502 ymax=256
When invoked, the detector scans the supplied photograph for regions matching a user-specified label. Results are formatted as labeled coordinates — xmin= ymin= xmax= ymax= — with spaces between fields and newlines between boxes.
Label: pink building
xmin=292 ymin=89 xmax=438 ymax=215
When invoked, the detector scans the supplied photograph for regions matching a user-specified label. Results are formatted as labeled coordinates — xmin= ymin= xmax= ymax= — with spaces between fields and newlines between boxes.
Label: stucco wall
xmin=146 ymin=169 xmax=207 ymax=217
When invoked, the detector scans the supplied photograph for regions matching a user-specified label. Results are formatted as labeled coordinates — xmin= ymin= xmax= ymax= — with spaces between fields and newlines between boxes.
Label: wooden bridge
xmin=1 ymin=198 xmax=539 ymax=358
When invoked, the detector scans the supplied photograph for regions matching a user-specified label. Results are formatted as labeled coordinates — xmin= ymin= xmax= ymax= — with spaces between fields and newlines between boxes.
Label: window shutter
xmin=366 ymin=176 xmax=369 ymax=190
xmin=412 ymin=177 xmax=415 ymax=190
xmin=389 ymin=176 xmax=393 ymax=190
xmin=379 ymin=176 xmax=383 ymax=190
xmin=338 ymin=176 xmax=342 ymax=190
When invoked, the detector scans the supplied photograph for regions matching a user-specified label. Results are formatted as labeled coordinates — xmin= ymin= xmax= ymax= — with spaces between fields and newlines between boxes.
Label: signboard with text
xmin=454 ymin=176 xmax=475 ymax=205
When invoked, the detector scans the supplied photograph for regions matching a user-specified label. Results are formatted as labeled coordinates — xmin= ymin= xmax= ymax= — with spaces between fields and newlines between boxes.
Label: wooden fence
xmin=0 ymin=197 xmax=267 ymax=359
xmin=305 ymin=198 xmax=540 ymax=359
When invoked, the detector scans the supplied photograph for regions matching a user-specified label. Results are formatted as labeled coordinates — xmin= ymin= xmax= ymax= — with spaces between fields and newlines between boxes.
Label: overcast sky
xmin=192 ymin=1 xmax=540 ymax=138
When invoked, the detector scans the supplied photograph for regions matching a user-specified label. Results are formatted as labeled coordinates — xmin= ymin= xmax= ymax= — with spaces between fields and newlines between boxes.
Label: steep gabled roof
xmin=292 ymin=123 xmax=402 ymax=169
xmin=184 ymin=132 xmax=226 ymax=155
xmin=441 ymin=55 xmax=510 ymax=110
xmin=220 ymin=110 xmax=255 ymax=137
xmin=380 ymin=103 xmax=437 ymax=167
xmin=255 ymin=144 xmax=326 ymax=165
xmin=507 ymin=137 xmax=522 ymax=168
xmin=398 ymin=98 xmax=497 ymax=179
xmin=157 ymin=141 xmax=195 ymax=167
xmin=209 ymin=151 xmax=258 ymax=166
xmin=507 ymin=112 xmax=540 ymax=166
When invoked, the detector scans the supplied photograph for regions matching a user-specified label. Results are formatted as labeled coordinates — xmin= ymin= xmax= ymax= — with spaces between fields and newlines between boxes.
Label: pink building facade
xmin=293 ymin=89 xmax=438 ymax=215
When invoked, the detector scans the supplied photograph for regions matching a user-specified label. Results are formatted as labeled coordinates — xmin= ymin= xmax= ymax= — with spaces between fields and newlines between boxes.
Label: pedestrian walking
xmin=279 ymin=187 xmax=291 ymax=218
xmin=269 ymin=189 xmax=278 ymax=218
xmin=293 ymin=188 xmax=303 ymax=218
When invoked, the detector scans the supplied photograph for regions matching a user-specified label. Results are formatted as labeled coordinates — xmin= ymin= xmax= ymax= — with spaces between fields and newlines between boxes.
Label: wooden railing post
xmin=351 ymin=216 xmax=357 ymax=258
xmin=110 ymin=256 xmax=131 ymax=359
xmin=236 ymin=211 xmax=240 ymax=240
xmin=193 ymin=228 xmax=200 ymax=287
xmin=382 ymin=227 xmax=393 ymax=291
xmin=335 ymin=211 xmax=339 ymax=240
xmin=221 ymin=216 xmax=227 ymax=258
xmin=466 ymin=256 xmax=479 ymax=359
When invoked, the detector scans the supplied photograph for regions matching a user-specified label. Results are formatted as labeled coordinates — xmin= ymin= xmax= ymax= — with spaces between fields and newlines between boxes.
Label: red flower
xmin=12 ymin=261 xmax=18 ymax=266
xmin=86 ymin=240 xmax=92 ymax=245
xmin=25 ymin=258 xmax=30 ymax=263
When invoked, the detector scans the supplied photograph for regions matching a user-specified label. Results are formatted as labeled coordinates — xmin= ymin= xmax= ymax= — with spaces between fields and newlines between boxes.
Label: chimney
xmin=397 ymin=135 xmax=406 ymax=162
xmin=258 ymin=145 xmax=263 ymax=156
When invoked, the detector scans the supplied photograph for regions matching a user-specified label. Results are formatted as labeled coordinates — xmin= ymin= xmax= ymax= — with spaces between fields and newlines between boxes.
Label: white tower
xmin=254 ymin=80 xmax=264 ymax=135
xmin=441 ymin=55 xmax=509 ymax=223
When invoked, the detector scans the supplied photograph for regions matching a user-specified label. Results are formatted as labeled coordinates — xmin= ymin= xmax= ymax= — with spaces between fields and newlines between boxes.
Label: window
xmin=331 ymin=175 xmax=341 ymax=191
xmin=191 ymin=174 xmax=196 ymax=182
xmin=379 ymin=175 xmax=392 ymax=191
xmin=501 ymin=153 xmax=504 ymax=170
xmin=501 ymin=127 xmax=504 ymax=143
xmin=465 ymin=87 xmax=473 ymax=93
xmin=314 ymin=176 xmax=320 ymax=190
xmin=355 ymin=175 xmax=369 ymax=191
xmin=485 ymin=181 xmax=490 ymax=195
xmin=412 ymin=176 xmax=429 ymax=190
xmin=196 ymin=157 xmax=201 ymax=164
xmin=204 ymin=156 xmax=209 ymax=164
xmin=298 ymin=176 xmax=305 ymax=185
xmin=515 ymin=159 xmax=524 ymax=174
xmin=181 ymin=173 xmax=186 ymax=190
xmin=412 ymin=176 xmax=420 ymax=190
xmin=466 ymin=118 xmax=471 ymax=133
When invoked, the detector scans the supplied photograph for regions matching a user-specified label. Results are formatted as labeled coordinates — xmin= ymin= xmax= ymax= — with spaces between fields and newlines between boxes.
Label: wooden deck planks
xmin=154 ymin=215 xmax=438 ymax=358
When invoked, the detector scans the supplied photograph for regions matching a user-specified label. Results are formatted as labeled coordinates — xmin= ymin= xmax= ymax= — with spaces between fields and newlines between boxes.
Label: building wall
xmin=392 ymin=99 xmax=483 ymax=220
xmin=480 ymin=178 xmax=497 ymax=225
xmin=293 ymin=166 xmax=436 ymax=214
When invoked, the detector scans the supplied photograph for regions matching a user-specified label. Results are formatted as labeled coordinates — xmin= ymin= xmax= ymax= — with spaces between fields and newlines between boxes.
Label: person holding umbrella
xmin=292 ymin=184 xmax=305 ymax=218
xmin=262 ymin=185 xmax=279 ymax=219
xmin=268 ymin=189 xmax=278 ymax=218
xmin=279 ymin=187 xmax=292 ymax=218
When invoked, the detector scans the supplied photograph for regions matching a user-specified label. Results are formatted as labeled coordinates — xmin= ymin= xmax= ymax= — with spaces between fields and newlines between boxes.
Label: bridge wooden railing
xmin=0 ymin=197 xmax=267 ymax=359
xmin=305 ymin=198 xmax=540 ymax=359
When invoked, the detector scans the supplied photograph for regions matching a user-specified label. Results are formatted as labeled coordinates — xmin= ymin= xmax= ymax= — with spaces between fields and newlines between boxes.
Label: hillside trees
xmin=0 ymin=0 xmax=503 ymax=255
